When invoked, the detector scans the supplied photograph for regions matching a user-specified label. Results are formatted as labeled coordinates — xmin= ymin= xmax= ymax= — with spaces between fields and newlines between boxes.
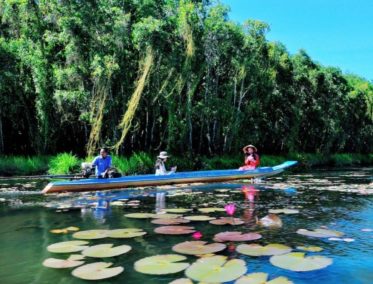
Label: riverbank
xmin=0 ymin=152 xmax=372 ymax=177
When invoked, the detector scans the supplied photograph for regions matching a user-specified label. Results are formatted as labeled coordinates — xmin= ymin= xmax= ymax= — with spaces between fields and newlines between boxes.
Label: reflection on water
xmin=0 ymin=168 xmax=372 ymax=284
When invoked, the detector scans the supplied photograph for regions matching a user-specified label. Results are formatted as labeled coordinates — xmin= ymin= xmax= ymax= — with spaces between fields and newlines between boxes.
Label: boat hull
xmin=42 ymin=161 xmax=297 ymax=194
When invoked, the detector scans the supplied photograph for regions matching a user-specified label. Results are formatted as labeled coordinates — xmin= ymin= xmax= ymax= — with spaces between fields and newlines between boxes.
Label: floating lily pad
xmin=172 ymin=241 xmax=226 ymax=255
xmin=151 ymin=218 xmax=190 ymax=225
xmin=237 ymin=244 xmax=292 ymax=256
xmin=210 ymin=217 xmax=244 ymax=225
xmin=72 ymin=262 xmax=124 ymax=280
xmin=154 ymin=226 xmax=196 ymax=235
xmin=47 ymin=240 xmax=89 ymax=253
xmin=296 ymin=246 xmax=323 ymax=252
xmin=214 ymin=231 xmax=262 ymax=242
xmin=268 ymin=209 xmax=299 ymax=214
xmin=50 ymin=229 xmax=68 ymax=234
xmin=43 ymin=258 xmax=84 ymax=269
xmin=258 ymin=214 xmax=283 ymax=228
xmin=296 ymin=228 xmax=344 ymax=238
xmin=124 ymin=213 xmax=156 ymax=219
xmin=108 ymin=228 xmax=146 ymax=238
xmin=185 ymin=255 xmax=246 ymax=283
xmin=68 ymin=255 xmax=85 ymax=261
xmin=184 ymin=215 xmax=216 ymax=221
xmin=198 ymin=207 xmax=226 ymax=213
xmin=73 ymin=229 xmax=110 ymax=240
xmin=169 ymin=278 xmax=193 ymax=284
xmin=165 ymin=208 xmax=193 ymax=213
xmin=153 ymin=213 xmax=183 ymax=219
xmin=66 ymin=226 xmax=80 ymax=231
xmin=134 ymin=254 xmax=189 ymax=275
xmin=235 ymin=272 xmax=293 ymax=284
xmin=82 ymin=244 xmax=131 ymax=258
xmin=111 ymin=201 xmax=125 ymax=206
xmin=270 ymin=252 xmax=333 ymax=272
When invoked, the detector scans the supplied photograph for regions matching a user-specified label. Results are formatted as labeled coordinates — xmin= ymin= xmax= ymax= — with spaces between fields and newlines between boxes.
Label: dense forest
xmin=0 ymin=0 xmax=372 ymax=157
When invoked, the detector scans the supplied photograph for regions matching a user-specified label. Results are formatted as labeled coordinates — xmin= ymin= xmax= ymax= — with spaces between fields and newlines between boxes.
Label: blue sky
xmin=221 ymin=0 xmax=373 ymax=80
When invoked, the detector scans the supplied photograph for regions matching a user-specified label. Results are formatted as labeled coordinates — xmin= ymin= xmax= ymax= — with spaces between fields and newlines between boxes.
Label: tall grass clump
xmin=0 ymin=156 xmax=50 ymax=176
xmin=48 ymin=153 xmax=81 ymax=174
xmin=112 ymin=152 xmax=153 ymax=175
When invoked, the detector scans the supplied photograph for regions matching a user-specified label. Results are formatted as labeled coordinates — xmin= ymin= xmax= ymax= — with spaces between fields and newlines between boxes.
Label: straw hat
xmin=244 ymin=145 xmax=257 ymax=152
xmin=158 ymin=151 xmax=169 ymax=159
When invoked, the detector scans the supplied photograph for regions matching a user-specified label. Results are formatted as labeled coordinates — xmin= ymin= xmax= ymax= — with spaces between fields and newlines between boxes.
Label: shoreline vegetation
xmin=0 ymin=152 xmax=372 ymax=177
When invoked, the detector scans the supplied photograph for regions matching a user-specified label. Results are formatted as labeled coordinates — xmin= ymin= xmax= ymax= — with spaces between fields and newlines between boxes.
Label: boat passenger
xmin=92 ymin=148 xmax=112 ymax=178
xmin=239 ymin=144 xmax=260 ymax=170
xmin=155 ymin=151 xmax=177 ymax=175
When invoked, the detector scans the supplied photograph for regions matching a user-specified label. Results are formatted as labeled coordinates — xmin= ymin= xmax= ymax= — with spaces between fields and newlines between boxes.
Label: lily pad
xmin=268 ymin=209 xmax=299 ymax=214
xmin=184 ymin=215 xmax=216 ymax=221
xmin=165 ymin=208 xmax=193 ymax=213
xmin=235 ymin=272 xmax=293 ymax=284
xmin=198 ymin=207 xmax=225 ymax=213
xmin=47 ymin=241 xmax=89 ymax=253
xmin=172 ymin=241 xmax=226 ymax=255
xmin=296 ymin=228 xmax=344 ymax=238
xmin=169 ymin=278 xmax=193 ymax=284
xmin=154 ymin=226 xmax=196 ymax=235
xmin=124 ymin=213 xmax=156 ymax=219
xmin=151 ymin=218 xmax=190 ymax=225
xmin=185 ymin=255 xmax=246 ymax=283
xmin=72 ymin=262 xmax=123 ymax=280
xmin=214 ymin=231 xmax=262 ymax=242
xmin=296 ymin=246 xmax=323 ymax=252
xmin=237 ymin=244 xmax=292 ymax=256
xmin=50 ymin=229 xmax=68 ymax=234
xmin=153 ymin=213 xmax=183 ymax=219
xmin=258 ymin=214 xmax=283 ymax=228
xmin=270 ymin=252 xmax=333 ymax=272
xmin=108 ymin=228 xmax=147 ymax=238
xmin=73 ymin=229 xmax=110 ymax=240
xmin=134 ymin=254 xmax=189 ymax=275
xmin=43 ymin=258 xmax=84 ymax=269
xmin=210 ymin=217 xmax=244 ymax=225
xmin=68 ymin=255 xmax=85 ymax=261
xmin=82 ymin=244 xmax=131 ymax=258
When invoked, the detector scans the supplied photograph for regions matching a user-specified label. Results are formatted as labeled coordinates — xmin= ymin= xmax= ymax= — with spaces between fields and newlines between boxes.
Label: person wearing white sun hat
xmin=155 ymin=151 xmax=177 ymax=175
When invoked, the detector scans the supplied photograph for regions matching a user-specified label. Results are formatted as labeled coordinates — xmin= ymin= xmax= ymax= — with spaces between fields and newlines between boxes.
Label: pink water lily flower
xmin=192 ymin=231 xmax=203 ymax=240
xmin=225 ymin=203 xmax=236 ymax=216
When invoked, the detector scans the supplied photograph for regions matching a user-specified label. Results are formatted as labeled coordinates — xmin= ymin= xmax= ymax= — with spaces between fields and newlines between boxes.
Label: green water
xmin=0 ymin=168 xmax=372 ymax=284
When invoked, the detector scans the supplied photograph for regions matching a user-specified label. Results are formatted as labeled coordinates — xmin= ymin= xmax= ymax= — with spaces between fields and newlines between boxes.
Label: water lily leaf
xmin=82 ymin=244 xmax=131 ymax=258
xmin=151 ymin=218 xmax=190 ymax=225
xmin=184 ymin=215 xmax=216 ymax=221
xmin=185 ymin=255 xmax=246 ymax=283
xmin=111 ymin=201 xmax=125 ymax=206
xmin=237 ymin=244 xmax=292 ymax=256
xmin=108 ymin=228 xmax=146 ymax=238
xmin=153 ymin=213 xmax=183 ymax=219
xmin=50 ymin=229 xmax=68 ymax=234
xmin=269 ymin=209 xmax=299 ymax=214
xmin=214 ymin=231 xmax=262 ymax=242
xmin=165 ymin=208 xmax=193 ymax=213
xmin=296 ymin=228 xmax=344 ymax=238
xmin=124 ymin=213 xmax=156 ymax=219
xmin=198 ymin=207 xmax=225 ymax=213
xmin=154 ymin=226 xmax=196 ymax=235
xmin=210 ymin=217 xmax=244 ymax=225
xmin=73 ymin=229 xmax=110 ymax=240
xmin=235 ymin=272 xmax=293 ymax=284
xmin=296 ymin=246 xmax=323 ymax=252
xmin=72 ymin=262 xmax=123 ymax=280
xmin=47 ymin=241 xmax=89 ymax=253
xmin=134 ymin=254 xmax=189 ymax=275
xmin=43 ymin=258 xmax=84 ymax=269
xmin=169 ymin=278 xmax=193 ymax=284
xmin=66 ymin=226 xmax=80 ymax=231
xmin=68 ymin=255 xmax=85 ymax=261
xmin=270 ymin=252 xmax=333 ymax=272
xmin=172 ymin=241 xmax=226 ymax=255
xmin=258 ymin=214 xmax=282 ymax=228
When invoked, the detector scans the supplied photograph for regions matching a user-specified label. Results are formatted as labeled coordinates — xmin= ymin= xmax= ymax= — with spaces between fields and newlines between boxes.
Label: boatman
xmin=92 ymin=148 xmax=112 ymax=178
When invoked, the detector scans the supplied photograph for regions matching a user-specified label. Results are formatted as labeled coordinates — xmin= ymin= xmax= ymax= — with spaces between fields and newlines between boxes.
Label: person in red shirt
xmin=239 ymin=144 xmax=260 ymax=170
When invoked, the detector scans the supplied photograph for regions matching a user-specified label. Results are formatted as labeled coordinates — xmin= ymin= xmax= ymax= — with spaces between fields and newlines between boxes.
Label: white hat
xmin=158 ymin=151 xmax=169 ymax=159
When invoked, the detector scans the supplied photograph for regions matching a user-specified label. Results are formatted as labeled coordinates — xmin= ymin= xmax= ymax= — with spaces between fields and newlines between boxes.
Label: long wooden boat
xmin=42 ymin=161 xmax=297 ymax=194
